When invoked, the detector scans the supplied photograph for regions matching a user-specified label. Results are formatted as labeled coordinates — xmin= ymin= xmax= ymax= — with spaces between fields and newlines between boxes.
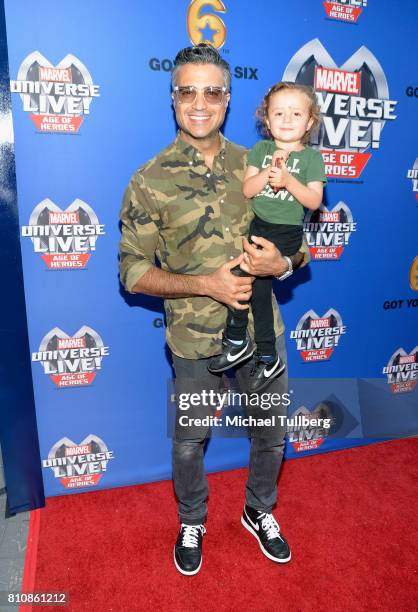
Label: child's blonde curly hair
xmin=256 ymin=81 xmax=321 ymax=144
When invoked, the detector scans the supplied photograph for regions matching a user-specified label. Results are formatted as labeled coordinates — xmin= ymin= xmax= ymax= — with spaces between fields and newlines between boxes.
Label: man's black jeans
xmin=171 ymin=334 xmax=289 ymax=525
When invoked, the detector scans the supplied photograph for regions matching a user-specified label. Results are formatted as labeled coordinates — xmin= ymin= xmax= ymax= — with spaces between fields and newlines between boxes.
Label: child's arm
xmin=243 ymin=150 xmax=290 ymax=199
xmin=242 ymin=164 xmax=271 ymax=199
xmin=269 ymin=160 xmax=323 ymax=210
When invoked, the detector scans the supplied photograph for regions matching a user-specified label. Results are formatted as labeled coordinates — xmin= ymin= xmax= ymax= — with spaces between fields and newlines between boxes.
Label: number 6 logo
xmin=410 ymin=256 xmax=418 ymax=291
xmin=187 ymin=0 xmax=227 ymax=49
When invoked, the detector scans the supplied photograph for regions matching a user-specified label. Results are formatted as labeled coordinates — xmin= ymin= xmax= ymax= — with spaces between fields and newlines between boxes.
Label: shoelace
xmin=180 ymin=524 xmax=206 ymax=548
xmin=258 ymin=512 xmax=281 ymax=540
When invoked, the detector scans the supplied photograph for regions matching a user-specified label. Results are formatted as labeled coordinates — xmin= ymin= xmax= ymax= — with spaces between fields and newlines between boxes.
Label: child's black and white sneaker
xmin=174 ymin=523 xmax=206 ymax=576
xmin=248 ymin=353 xmax=285 ymax=393
xmin=208 ymin=334 xmax=254 ymax=373
xmin=241 ymin=505 xmax=291 ymax=563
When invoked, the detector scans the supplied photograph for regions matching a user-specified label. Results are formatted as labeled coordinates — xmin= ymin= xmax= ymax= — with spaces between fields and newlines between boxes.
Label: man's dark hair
xmin=171 ymin=43 xmax=231 ymax=91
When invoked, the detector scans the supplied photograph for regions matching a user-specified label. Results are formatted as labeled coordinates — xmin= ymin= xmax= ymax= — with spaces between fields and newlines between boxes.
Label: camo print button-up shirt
xmin=119 ymin=132 xmax=285 ymax=359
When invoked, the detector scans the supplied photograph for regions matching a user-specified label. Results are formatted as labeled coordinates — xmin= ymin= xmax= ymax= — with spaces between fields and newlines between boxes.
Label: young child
xmin=208 ymin=81 xmax=326 ymax=392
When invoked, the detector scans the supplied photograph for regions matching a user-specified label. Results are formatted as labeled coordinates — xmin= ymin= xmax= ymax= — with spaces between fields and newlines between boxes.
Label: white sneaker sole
xmin=173 ymin=547 xmax=203 ymax=576
xmin=241 ymin=515 xmax=291 ymax=563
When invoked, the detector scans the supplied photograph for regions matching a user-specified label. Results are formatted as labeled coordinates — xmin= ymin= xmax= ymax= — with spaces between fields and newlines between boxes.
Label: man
xmin=119 ymin=43 xmax=307 ymax=576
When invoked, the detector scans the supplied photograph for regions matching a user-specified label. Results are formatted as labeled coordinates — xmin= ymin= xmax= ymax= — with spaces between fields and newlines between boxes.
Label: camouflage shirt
xmin=119 ymin=132 xmax=290 ymax=359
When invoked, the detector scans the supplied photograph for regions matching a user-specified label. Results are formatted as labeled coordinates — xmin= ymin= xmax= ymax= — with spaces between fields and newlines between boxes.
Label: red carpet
xmin=21 ymin=439 xmax=418 ymax=611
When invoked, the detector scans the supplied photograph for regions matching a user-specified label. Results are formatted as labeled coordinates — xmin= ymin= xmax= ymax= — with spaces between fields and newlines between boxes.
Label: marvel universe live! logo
xmin=290 ymin=309 xmax=346 ymax=362
xmin=288 ymin=403 xmax=333 ymax=452
xmin=304 ymin=201 xmax=356 ymax=260
xmin=21 ymin=199 xmax=104 ymax=269
xmin=10 ymin=52 xmax=100 ymax=133
xmin=323 ymin=0 xmax=367 ymax=23
xmin=42 ymin=435 xmax=114 ymax=489
xmin=407 ymin=158 xmax=418 ymax=201
xmin=32 ymin=326 xmax=109 ymax=388
xmin=383 ymin=347 xmax=418 ymax=394
xmin=283 ymin=40 xmax=398 ymax=179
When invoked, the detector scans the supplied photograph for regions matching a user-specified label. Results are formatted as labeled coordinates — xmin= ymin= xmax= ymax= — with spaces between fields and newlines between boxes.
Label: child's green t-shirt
xmin=247 ymin=140 xmax=327 ymax=226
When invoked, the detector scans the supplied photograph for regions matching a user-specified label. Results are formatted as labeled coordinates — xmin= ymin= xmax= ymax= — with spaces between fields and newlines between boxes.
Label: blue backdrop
xmin=3 ymin=0 xmax=417 ymax=500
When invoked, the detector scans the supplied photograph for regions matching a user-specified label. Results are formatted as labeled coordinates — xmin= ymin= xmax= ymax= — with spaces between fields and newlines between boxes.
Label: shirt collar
xmin=175 ymin=131 xmax=227 ymax=163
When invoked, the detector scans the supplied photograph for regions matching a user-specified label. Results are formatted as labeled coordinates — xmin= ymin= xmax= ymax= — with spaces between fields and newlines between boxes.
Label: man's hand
xmin=240 ymin=236 xmax=289 ymax=277
xmin=268 ymin=157 xmax=290 ymax=190
xmin=205 ymin=254 xmax=255 ymax=310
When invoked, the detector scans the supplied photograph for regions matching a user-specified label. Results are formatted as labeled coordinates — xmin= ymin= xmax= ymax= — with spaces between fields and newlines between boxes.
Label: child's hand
xmin=268 ymin=158 xmax=290 ymax=190
xmin=271 ymin=149 xmax=289 ymax=167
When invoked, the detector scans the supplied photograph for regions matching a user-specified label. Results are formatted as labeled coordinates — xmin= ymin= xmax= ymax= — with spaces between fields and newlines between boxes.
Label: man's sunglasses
xmin=173 ymin=85 xmax=228 ymax=105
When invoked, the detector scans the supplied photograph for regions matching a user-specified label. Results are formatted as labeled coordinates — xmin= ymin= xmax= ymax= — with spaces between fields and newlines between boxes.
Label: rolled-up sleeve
xmin=119 ymin=172 xmax=160 ymax=293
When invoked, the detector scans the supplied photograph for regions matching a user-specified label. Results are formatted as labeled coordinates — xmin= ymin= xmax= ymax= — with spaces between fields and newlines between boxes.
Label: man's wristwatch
xmin=275 ymin=256 xmax=293 ymax=281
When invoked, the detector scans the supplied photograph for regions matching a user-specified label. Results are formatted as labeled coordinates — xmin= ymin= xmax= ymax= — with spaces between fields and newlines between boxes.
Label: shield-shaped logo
xmin=288 ymin=402 xmax=334 ymax=451
xmin=283 ymin=39 xmax=388 ymax=152
xmin=304 ymin=201 xmax=356 ymax=260
xmin=45 ymin=434 xmax=113 ymax=488
xmin=384 ymin=347 xmax=418 ymax=394
xmin=291 ymin=308 xmax=346 ymax=362
xmin=407 ymin=158 xmax=418 ymax=201
xmin=11 ymin=51 xmax=99 ymax=132
xmin=34 ymin=326 xmax=107 ymax=388
xmin=22 ymin=198 xmax=103 ymax=269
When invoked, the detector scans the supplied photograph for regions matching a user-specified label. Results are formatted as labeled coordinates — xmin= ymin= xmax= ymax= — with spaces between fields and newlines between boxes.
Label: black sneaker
xmin=248 ymin=353 xmax=286 ymax=393
xmin=173 ymin=524 xmax=206 ymax=576
xmin=208 ymin=334 xmax=254 ymax=373
xmin=241 ymin=505 xmax=291 ymax=563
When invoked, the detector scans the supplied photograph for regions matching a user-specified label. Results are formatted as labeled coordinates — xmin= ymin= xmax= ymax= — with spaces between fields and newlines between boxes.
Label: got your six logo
xmin=10 ymin=51 xmax=100 ymax=133
xmin=187 ymin=0 xmax=227 ymax=49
